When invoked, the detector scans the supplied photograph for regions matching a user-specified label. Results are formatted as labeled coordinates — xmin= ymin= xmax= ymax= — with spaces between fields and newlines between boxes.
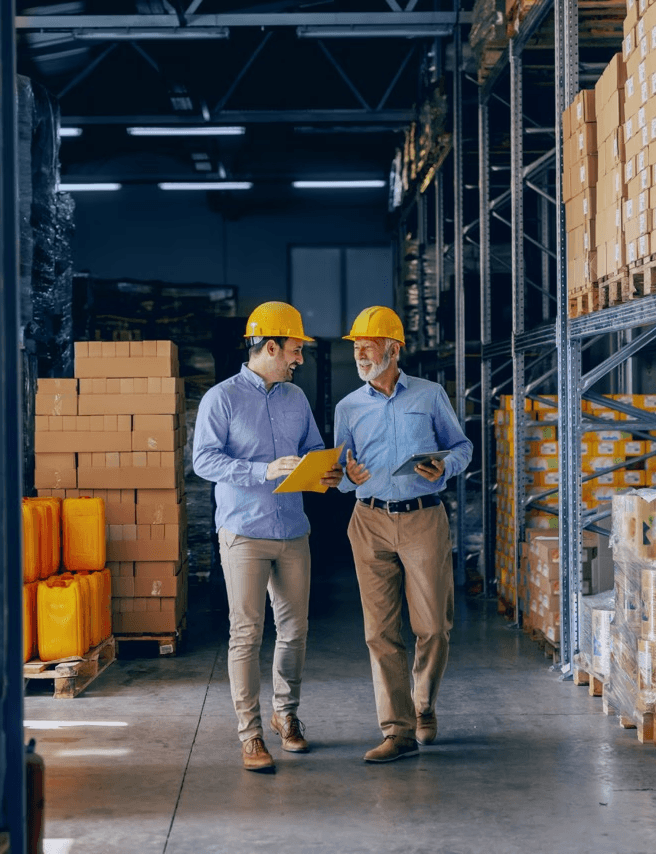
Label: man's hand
xmin=345 ymin=448 xmax=370 ymax=486
xmin=320 ymin=462 xmax=344 ymax=489
xmin=266 ymin=455 xmax=301 ymax=481
xmin=415 ymin=458 xmax=445 ymax=483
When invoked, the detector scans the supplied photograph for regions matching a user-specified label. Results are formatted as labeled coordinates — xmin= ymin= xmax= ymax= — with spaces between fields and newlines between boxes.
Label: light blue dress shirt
xmin=193 ymin=364 xmax=324 ymax=539
xmin=334 ymin=370 xmax=473 ymax=501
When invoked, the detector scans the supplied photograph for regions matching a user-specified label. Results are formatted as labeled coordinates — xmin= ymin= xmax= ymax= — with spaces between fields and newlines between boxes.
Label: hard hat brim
xmin=342 ymin=334 xmax=405 ymax=345
xmin=244 ymin=332 xmax=315 ymax=342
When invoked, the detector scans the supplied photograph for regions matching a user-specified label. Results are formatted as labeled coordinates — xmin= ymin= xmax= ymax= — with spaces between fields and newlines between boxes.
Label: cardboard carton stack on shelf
xmin=593 ymin=54 xmax=627 ymax=288
xmin=562 ymin=88 xmax=599 ymax=316
xmin=606 ymin=489 xmax=656 ymax=743
xmin=37 ymin=341 xmax=188 ymax=637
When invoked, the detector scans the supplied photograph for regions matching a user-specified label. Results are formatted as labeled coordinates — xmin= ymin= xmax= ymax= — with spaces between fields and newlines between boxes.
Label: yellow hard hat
xmin=343 ymin=306 xmax=405 ymax=345
xmin=244 ymin=301 xmax=315 ymax=342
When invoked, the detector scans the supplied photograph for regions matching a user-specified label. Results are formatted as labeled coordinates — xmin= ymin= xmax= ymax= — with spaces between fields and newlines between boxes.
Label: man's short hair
xmin=248 ymin=336 xmax=288 ymax=358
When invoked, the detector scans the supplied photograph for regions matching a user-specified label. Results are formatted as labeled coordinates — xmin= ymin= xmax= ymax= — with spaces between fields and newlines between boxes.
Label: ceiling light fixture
xmin=58 ymin=183 xmax=122 ymax=191
xmin=127 ymin=126 xmax=245 ymax=137
xmin=58 ymin=127 xmax=83 ymax=138
xmin=296 ymin=25 xmax=451 ymax=38
xmin=158 ymin=182 xmax=253 ymax=190
xmin=292 ymin=180 xmax=386 ymax=189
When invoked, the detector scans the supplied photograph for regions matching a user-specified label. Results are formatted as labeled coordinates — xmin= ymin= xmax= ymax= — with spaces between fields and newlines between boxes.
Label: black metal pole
xmin=1 ymin=2 xmax=27 ymax=852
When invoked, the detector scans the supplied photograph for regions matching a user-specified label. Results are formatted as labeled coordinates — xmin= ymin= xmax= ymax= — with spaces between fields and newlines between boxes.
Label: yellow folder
xmin=273 ymin=444 xmax=344 ymax=494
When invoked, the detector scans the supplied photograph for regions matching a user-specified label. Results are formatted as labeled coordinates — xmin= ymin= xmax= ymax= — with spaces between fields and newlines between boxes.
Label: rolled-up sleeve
xmin=193 ymin=389 xmax=269 ymax=487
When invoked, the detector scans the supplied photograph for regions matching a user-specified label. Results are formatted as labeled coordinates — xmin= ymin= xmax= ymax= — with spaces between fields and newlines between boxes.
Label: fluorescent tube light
xmin=293 ymin=180 xmax=386 ymax=189
xmin=127 ymin=126 xmax=245 ymax=137
xmin=296 ymin=26 xmax=451 ymax=38
xmin=58 ymin=127 xmax=83 ymax=138
xmin=58 ymin=183 xmax=122 ymax=191
xmin=158 ymin=182 xmax=253 ymax=190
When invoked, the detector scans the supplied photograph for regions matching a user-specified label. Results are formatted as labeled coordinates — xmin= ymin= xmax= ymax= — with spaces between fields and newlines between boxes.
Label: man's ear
xmin=392 ymin=341 xmax=401 ymax=361
xmin=266 ymin=339 xmax=279 ymax=357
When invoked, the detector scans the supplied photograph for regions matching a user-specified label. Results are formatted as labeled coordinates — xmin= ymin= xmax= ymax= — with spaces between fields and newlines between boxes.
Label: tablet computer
xmin=392 ymin=450 xmax=450 ymax=478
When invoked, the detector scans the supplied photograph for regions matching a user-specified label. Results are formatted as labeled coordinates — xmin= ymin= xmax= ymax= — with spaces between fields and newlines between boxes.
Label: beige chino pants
xmin=218 ymin=529 xmax=311 ymax=742
xmin=348 ymin=500 xmax=454 ymax=739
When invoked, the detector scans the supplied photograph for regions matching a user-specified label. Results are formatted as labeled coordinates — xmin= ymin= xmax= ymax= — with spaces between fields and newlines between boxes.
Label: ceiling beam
xmin=15 ymin=12 xmax=465 ymax=31
xmin=60 ymin=110 xmax=414 ymax=125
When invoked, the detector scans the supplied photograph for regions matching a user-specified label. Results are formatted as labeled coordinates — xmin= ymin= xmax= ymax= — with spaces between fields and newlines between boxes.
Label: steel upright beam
xmin=453 ymin=26 xmax=467 ymax=586
xmin=1 ymin=2 xmax=27 ymax=852
xmin=478 ymin=91 xmax=494 ymax=595
xmin=510 ymin=40 xmax=527 ymax=619
xmin=555 ymin=0 xmax=580 ymax=673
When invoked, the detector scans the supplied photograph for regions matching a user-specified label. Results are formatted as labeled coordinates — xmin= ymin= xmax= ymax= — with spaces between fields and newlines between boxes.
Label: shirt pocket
xmin=403 ymin=411 xmax=436 ymax=446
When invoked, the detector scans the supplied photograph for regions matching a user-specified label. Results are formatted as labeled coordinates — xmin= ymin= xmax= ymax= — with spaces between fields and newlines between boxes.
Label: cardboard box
xmin=136 ymin=487 xmax=184 ymax=505
xmin=134 ymin=560 xmax=182 ymax=577
xmin=35 ymin=393 xmax=78 ymax=417
xmin=34 ymin=468 xmax=77 ymax=489
xmin=78 ymin=392 xmax=183 ymax=416
xmin=75 ymin=355 xmax=178 ymax=379
xmin=77 ymin=464 xmax=184 ymax=490
xmin=134 ymin=568 xmax=185 ymax=598
xmin=573 ymin=89 xmax=596 ymax=127
xmin=106 ymin=523 xmax=186 ymax=561
xmin=113 ymin=609 xmax=183 ymax=634
xmin=35 ymin=431 xmax=133 ymax=453
xmin=37 ymin=378 xmax=78 ymax=394
xmin=132 ymin=428 xmax=183 ymax=453
xmin=136 ymin=500 xmax=185 ymax=525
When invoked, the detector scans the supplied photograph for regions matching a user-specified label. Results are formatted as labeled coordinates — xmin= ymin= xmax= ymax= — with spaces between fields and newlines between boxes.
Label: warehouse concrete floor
xmin=24 ymin=561 xmax=656 ymax=854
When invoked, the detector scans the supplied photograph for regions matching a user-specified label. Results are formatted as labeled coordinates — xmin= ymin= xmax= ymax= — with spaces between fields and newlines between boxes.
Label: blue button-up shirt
xmin=193 ymin=364 xmax=324 ymax=539
xmin=334 ymin=370 xmax=473 ymax=501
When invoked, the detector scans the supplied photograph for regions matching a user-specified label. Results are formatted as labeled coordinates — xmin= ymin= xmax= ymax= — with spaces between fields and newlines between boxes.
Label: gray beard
xmin=357 ymin=349 xmax=391 ymax=382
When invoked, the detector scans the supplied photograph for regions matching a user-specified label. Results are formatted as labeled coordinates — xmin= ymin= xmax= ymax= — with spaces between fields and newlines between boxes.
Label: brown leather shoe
xmin=416 ymin=711 xmax=438 ymax=745
xmin=242 ymin=736 xmax=275 ymax=773
xmin=270 ymin=713 xmax=309 ymax=752
xmin=364 ymin=735 xmax=419 ymax=763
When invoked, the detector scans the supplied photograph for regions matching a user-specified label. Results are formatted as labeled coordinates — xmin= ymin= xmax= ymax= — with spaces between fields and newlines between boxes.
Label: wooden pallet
xmin=597 ymin=269 xmax=633 ymax=309
xmin=629 ymin=255 xmax=656 ymax=298
xmin=115 ymin=624 xmax=185 ymax=657
xmin=525 ymin=626 xmax=560 ymax=663
xmin=24 ymin=635 xmax=116 ymax=699
xmin=568 ymin=286 xmax=599 ymax=318
xmin=573 ymin=665 xmax=605 ymax=696
xmin=602 ymin=686 xmax=655 ymax=745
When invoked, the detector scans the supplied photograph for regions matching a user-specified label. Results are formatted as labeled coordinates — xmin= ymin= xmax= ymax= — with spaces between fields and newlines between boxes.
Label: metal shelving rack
xmin=476 ymin=0 xmax=656 ymax=672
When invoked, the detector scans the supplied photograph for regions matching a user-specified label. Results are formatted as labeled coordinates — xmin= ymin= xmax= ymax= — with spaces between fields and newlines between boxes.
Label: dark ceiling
xmin=16 ymin=1 xmax=465 ymax=205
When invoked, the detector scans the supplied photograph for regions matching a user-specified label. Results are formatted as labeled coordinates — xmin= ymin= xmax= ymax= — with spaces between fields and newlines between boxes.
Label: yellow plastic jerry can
xmin=26 ymin=496 xmax=61 ymax=578
xmin=22 ymin=500 xmax=40 ymax=584
xmin=23 ymin=582 xmax=38 ymax=663
xmin=37 ymin=574 xmax=88 ymax=661
xmin=62 ymin=497 xmax=106 ymax=571
xmin=74 ymin=571 xmax=103 ymax=648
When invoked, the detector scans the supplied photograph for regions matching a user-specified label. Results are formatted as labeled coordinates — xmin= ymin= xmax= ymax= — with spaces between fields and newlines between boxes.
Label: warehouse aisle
xmin=25 ymin=562 xmax=656 ymax=854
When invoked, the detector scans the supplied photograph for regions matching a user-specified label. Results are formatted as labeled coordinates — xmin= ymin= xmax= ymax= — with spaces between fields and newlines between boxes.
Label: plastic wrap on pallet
xmin=469 ymin=0 xmax=506 ymax=50
xmin=607 ymin=490 xmax=656 ymax=723
xmin=17 ymin=75 xmax=35 ymax=330
xmin=578 ymin=590 xmax=614 ymax=676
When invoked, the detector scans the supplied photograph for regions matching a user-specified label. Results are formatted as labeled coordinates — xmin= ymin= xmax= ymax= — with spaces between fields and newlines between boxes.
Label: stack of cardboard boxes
xmin=563 ymin=88 xmax=599 ymax=315
xmin=36 ymin=341 xmax=188 ymax=637
xmin=594 ymin=55 xmax=627 ymax=284
xmin=606 ymin=489 xmax=656 ymax=742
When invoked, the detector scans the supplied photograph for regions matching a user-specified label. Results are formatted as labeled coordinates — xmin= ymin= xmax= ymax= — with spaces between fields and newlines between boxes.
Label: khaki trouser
xmin=347 ymin=500 xmax=454 ymax=739
xmin=218 ymin=529 xmax=311 ymax=742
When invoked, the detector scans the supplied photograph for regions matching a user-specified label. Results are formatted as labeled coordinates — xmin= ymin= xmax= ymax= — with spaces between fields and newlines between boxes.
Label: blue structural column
xmin=1 ymin=2 xmax=27 ymax=852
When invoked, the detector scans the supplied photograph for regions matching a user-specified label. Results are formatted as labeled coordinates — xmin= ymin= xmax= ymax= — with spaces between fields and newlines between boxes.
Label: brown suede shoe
xmin=363 ymin=735 xmax=419 ymax=763
xmin=242 ymin=736 xmax=275 ymax=773
xmin=270 ymin=713 xmax=309 ymax=752
xmin=416 ymin=711 xmax=438 ymax=745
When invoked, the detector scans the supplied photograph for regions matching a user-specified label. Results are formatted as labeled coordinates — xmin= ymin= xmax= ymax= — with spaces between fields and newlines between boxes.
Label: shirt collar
xmin=366 ymin=369 xmax=408 ymax=398
xmin=240 ymin=362 xmax=270 ymax=393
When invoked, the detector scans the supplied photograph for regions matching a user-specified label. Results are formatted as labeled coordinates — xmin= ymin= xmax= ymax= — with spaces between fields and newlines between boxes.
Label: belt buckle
xmin=386 ymin=500 xmax=401 ymax=515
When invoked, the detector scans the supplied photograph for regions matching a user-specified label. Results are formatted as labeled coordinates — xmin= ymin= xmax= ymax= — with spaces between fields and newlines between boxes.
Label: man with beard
xmin=334 ymin=306 xmax=473 ymax=763
xmin=193 ymin=301 xmax=343 ymax=773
